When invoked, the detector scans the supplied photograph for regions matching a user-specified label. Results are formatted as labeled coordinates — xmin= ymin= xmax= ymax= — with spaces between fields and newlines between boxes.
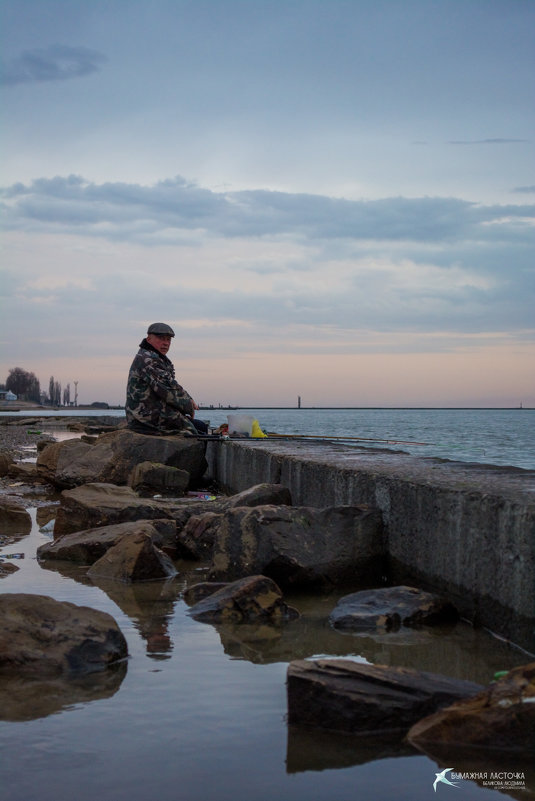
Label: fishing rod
xmin=196 ymin=433 xmax=435 ymax=446
xmin=265 ymin=433 xmax=435 ymax=446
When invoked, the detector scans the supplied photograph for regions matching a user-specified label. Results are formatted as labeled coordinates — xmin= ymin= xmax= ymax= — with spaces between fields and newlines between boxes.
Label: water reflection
xmin=1 ymin=505 xmax=533 ymax=801
xmin=203 ymin=606 xmax=526 ymax=686
xmin=88 ymin=576 xmax=181 ymax=659
xmin=36 ymin=504 xmax=59 ymax=527
xmin=286 ymin=725 xmax=418 ymax=773
xmin=0 ymin=661 xmax=127 ymax=722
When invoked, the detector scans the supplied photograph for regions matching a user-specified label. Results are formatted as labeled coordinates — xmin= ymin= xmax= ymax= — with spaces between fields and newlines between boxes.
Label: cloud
xmin=448 ymin=138 xmax=530 ymax=145
xmin=1 ymin=45 xmax=107 ymax=86
xmin=1 ymin=174 xmax=533 ymax=366
xmin=512 ymin=185 xmax=535 ymax=194
xmin=2 ymin=175 xmax=534 ymax=250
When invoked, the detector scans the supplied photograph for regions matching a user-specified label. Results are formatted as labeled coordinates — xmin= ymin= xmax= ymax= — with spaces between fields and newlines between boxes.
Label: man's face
xmin=147 ymin=333 xmax=172 ymax=355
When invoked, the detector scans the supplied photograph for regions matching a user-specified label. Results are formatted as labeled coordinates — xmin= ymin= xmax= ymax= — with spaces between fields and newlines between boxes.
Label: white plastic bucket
xmin=227 ymin=414 xmax=255 ymax=436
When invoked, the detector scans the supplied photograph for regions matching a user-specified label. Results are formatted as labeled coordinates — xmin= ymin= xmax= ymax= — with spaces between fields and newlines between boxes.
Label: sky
xmin=1 ymin=0 xmax=534 ymax=408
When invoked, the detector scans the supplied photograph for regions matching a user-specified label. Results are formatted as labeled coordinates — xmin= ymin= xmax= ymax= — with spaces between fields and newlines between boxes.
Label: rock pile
xmin=1 ymin=419 xmax=532 ymax=753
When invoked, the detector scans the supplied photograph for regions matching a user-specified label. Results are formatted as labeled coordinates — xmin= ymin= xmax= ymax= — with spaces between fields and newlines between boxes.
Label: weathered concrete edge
xmin=205 ymin=440 xmax=535 ymax=652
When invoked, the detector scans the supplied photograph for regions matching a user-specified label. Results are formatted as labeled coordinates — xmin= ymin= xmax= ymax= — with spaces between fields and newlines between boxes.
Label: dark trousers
xmin=190 ymin=417 xmax=209 ymax=435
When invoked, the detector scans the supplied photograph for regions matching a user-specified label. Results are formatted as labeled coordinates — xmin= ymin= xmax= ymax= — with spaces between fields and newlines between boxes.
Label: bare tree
xmin=5 ymin=367 xmax=41 ymax=402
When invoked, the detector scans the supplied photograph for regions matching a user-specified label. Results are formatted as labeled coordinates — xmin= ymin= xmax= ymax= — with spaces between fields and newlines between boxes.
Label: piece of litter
xmin=2 ymin=553 xmax=25 ymax=560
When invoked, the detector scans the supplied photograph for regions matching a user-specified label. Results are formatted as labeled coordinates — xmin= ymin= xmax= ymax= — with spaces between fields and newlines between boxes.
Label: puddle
xmin=0 ymin=507 xmax=532 ymax=801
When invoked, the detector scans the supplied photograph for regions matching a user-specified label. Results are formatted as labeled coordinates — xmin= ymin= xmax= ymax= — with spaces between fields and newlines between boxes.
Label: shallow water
xmin=0 ymin=503 xmax=532 ymax=801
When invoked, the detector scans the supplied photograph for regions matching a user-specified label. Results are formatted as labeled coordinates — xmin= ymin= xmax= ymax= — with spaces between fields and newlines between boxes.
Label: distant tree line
xmin=3 ymin=367 xmax=41 ymax=403
xmin=2 ymin=367 xmax=73 ymax=406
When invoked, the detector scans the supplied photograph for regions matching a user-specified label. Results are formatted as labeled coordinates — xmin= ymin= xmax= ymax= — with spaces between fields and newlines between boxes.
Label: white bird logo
xmin=433 ymin=768 xmax=460 ymax=792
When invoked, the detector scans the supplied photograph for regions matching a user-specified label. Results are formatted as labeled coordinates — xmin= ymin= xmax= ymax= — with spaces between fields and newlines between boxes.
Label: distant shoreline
xmin=0 ymin=404 xmax=532 ymax=414
xmin=204 ymin=406 xmax=532 ymax=411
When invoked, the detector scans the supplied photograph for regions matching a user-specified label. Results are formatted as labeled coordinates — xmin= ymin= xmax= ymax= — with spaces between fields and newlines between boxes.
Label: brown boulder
xmin=36 ymin=438 xmax=94 ymax=486
xmin=52 ymin=481 xmax=299 ymax=543
xmin=37 ymin=429 xmax=207 ymax=489
xmin=0 ymin=450 xmax=14 ymax=476
xmin=36 ymin=504 xmax=59 ymax=528
xmin=53 ymin=483 xmax=178 ymax=537
xmin=38 ymin=519 xmax=177 ymax=563
xmin=188 ymin=574 xmax=299 ymax=623
xmin=407 ymin=662 xmax=535 ymax=753
xmin=183 ymin=581 xmax=229 ymax=604
xmin=208 ymin=504 xmax=385 ymax=589
xmin=329 ymin=585 xmax=459 ymax=631
xmin=177 ymin=511 xmax=224 ymax=559
xmin=0 ymin=593 xmax=128 ymax=676
xmin=128 ymin=460 xmax=190 ymax=496
xmin=226 ymin=483 xmax=292 ymax=508
xmin=87 ymin=530 xmax=177 ymax=583
xmin=7 ymin=462 xmax=46 ymax=483
xmin=286 ymin=659 xmax=483 ymax=735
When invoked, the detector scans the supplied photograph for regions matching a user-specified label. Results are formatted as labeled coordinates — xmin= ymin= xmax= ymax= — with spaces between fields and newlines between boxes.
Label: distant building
xmin=0 ymin=390 xmax=17 ymax=401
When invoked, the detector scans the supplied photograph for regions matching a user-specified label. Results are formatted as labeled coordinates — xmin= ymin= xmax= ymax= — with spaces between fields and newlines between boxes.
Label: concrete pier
xmin=206 ymin=440 xmax=535 ymax=652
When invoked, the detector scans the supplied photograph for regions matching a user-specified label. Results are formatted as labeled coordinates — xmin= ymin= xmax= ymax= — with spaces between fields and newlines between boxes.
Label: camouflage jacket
xmin=125 ymin=339 xmax=196 ymax=434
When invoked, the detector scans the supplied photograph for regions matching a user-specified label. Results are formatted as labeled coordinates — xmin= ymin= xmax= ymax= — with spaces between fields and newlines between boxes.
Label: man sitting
xmin=125 ymin=322 xmax=207 ymax=435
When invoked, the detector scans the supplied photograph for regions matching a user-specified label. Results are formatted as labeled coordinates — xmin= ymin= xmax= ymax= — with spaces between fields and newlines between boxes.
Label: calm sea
xmin=2 ymin=406 xmax=534 ymax=469
xmin=207 ymin=407 xmax=535 ymax=470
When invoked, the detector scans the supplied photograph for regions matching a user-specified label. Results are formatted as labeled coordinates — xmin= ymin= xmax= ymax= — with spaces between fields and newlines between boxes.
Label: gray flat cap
xmin=147 ymin=322 xmax=175 ymax=337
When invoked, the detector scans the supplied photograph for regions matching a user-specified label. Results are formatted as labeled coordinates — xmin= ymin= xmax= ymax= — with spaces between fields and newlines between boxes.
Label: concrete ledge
xmin=206 ymin=440 xmax=535 ymax=652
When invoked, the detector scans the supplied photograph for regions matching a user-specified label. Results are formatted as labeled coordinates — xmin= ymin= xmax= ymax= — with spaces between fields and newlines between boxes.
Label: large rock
xmin=286 ymin=659 xmax=483 ymax=735
xmin=177 ymin=511 xmax=224 ymax=559
xmin=188 ymin=574 xmax=299 ymax=623
xmin=52 ymin=481 xmax=294 ymax=541
xmin=38 ymin=519 xmax=178 ymax=563
xmin=7 ymin=462 xmax=46 ymax=483
xmin=0 ymin=450 xmax=14 ymax=476
xmin=53 ymin=483 xmax=179 ymax=537
xmin=0 ymin=593 xmax=128 ymax=676
xmin=0 ymin=499 xmax=32 ymax=535
xmin=407 ymin=662 xmax=535 ymax=753
xmin=36 ymin=438 xmax=95 ymax=486
xmin=208 ymin=504 xmax=385 ymax=589
xmin=329 ymin=586 xmax=459 ymax=631
xmin=128 ymin=461 xmax=190 ymax=496
xmin=183 ymin=581 xmax=229 ymax=604
xmin=176 ymin=483 xmax=294 ymax=560
xmin=226 ymin=483 xmax=292 ymax=508
xmin=87 ymin=531 xmax=177 ymax=583
xmin=37 ymin=429 xmax=207 ymax=489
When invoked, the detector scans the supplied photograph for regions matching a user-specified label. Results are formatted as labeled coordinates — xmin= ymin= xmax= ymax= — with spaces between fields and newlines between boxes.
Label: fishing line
xmin=196 ymin=433 xmax=435 ymax=446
